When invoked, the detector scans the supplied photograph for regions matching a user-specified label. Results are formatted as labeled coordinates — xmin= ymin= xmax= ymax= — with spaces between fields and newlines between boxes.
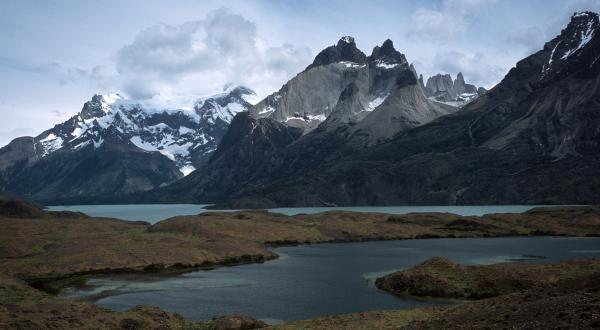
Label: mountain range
xmin=0 ymin=86 xmax=255 ymax=203
xmin=2 ymin=11 xmax=599 ymax=207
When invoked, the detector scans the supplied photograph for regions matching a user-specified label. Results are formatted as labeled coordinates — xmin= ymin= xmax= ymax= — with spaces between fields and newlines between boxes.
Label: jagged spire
xmin=305 ymin=36 xmax=367 ymax=71
xmin=369 ymin=39 xmax=407 ymax=65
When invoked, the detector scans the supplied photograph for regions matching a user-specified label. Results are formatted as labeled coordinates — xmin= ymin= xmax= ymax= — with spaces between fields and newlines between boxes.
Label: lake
xmin=47 ymin=204 xmax=556 ymax=223
xmin=60 ymin=237 xmax=600 ymax=324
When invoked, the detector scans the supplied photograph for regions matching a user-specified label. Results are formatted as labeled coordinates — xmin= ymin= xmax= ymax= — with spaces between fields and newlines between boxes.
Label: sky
xmin=1 ymin=0 xmax=599 ymax=146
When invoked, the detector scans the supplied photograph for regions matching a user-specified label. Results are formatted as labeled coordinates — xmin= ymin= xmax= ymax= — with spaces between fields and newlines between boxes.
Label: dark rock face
xmin=0 ymin=137 xmax=37 ymax=172
xmin=306 ymin=36 xmax=368 ymax=71
xmin=148 ymin=113 xmax=303 ymax=203
xmin=164 ymin=12 xmax=600 ymax=207
xmin=370 ymin=39 xmax=407 ymax=64
xmin=539 ymin=11 xmax=600 ymax=84
xmin=3 ymin=130 xmax=183 ymax=205
xmin=80 ymin=94 xmax=109 ymax=119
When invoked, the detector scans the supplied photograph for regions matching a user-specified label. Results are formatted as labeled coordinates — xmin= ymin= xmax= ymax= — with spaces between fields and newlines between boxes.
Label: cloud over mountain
xmin=431 ymin=50 xmax=504 ymax=88
xmin=115 ymin=8 xmax=312 ymax=102
xmin=408 ymin=0 xmax=497 ymax=43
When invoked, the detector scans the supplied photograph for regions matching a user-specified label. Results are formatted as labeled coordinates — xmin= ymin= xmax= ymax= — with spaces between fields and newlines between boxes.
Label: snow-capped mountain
xmin=35 ymin=86 xmax=255 ymax=175
xmin=0 ymin=86 xmax=255 ymax=203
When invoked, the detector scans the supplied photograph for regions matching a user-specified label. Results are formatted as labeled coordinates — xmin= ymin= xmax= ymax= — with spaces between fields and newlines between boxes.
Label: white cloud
xmin=115 ymin=8 xmax=312 ymax=103
xmin=408 ymin=0 xmax=497 ymax=43
xmin=431 ymin=50 xmax=504 ymax=88
xmin=0 ymin=127 xmax=36 ymax=145
xmin=508 ymin=26 xmax=547 ymax=54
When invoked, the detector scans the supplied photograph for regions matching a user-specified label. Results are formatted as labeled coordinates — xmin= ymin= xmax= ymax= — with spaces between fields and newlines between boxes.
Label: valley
xmin=1 ymin=5 xmax=600 ymax=330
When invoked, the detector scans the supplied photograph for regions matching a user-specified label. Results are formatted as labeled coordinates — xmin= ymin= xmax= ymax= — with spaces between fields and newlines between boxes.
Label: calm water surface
xmin=60 ymin=237 xmax=600 ymax=323
xmin=47 ymin=204 xmax=556 ymax=223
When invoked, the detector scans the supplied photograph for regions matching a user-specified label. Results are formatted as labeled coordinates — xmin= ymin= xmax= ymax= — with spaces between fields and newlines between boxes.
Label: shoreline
xmin=22 ymin=205 xmax=600 ymax=296
xmin=26 ymin=253 xmax=276 ymax=295
xmin=41 ymin=233 xmax=598 ymax=297
xmin=50 ymin=234 xmax=597 ymax=302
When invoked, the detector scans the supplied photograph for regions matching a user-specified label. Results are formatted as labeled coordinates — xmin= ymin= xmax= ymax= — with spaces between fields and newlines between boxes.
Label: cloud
xmin=408 ymin=0 xmax=497 ymax=43
xmin=115 ymin=8 xmax=312 ymax=101
xmin=431 ymin=50 xmax=504 ymax=88
xmin=50 ymin=109 xmax=68 ymax=117
xmin=508 ymin=26 xmax=547 ymax=55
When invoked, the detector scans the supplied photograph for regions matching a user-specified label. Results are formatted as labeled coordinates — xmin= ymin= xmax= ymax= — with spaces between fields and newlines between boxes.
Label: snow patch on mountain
xmin=367 ymin=94 xmax=389 ymax=111
xmin=341 ymin=36 xmax=354 ymax=43
xmin=339 ymin=61 xmax=367 ymax=68
xmin=374 ymin=60 xmax=398 ymax=69
xmin=258 ymin=106 xmax=275 ymax=115
xmin=39 ymin=134 xmax=64 ymax=157
xmin=284 ymin=114 xmax=327 ymax=123
xmin=242 ymin=93 xmax=262 ymax=105
xmin=179 ymin=165 xmax=196 ymax=176
xmin=561 ymin=18 xmax=595 ymax=59
xmin=92 ymin=138 xmax=104 ymax=148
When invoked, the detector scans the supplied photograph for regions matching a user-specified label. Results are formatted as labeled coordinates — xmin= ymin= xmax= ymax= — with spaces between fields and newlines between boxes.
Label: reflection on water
xmin=60 ymin=237 xmax=600 ymax=322
xmin=471 ymin=254 xmax=546 ymax=265
xmin=62 ymin=275 xmax=256 ymax=301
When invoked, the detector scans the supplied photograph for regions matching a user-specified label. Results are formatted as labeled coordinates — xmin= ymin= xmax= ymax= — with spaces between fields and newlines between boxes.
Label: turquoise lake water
xmin=48 ymin=204 xmax=555 ymax=223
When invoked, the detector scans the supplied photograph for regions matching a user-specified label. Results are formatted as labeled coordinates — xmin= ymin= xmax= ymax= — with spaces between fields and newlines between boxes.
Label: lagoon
xmin=60 ymin=237 xmax=600 ymax=323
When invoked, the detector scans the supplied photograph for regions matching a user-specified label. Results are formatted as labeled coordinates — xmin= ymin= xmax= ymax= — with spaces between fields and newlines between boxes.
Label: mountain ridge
xmin=187 ymin=11 xmax=600 ymax=208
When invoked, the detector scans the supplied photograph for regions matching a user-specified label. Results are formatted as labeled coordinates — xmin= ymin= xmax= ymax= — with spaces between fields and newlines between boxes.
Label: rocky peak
xmin=453 ymin=72 xmax=478 ymax=94
xmin=418 ymin=74 xmax=426 ymax=90
xmin=540 ymin=11 xmax=600 ymax=80
xmin=556 ymin=11 xmax=599 ymax=57
xmin=91 ymin=94 xmax=104 ymax=103
xmin=305 ymin=36 xmax=368 ymax=71
xmin=568 ymin=11 xmax=599 ymax=36
xmin=194 ymin=86 xmax=254 ymax=124
xmin=369 ymin=39 xmax=407 ymax=65
xmin=455 ymin=72 xmax=465 ymax=85
xmin=80 ymin=94 xmax=109 ymax=120
xmin=337 ymin=36 xmax=356 ymax=46
xmin=423 ymin=72 xmax=484 ymax=105
xmin=426 ymin=74 xmax=454 ymax=94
